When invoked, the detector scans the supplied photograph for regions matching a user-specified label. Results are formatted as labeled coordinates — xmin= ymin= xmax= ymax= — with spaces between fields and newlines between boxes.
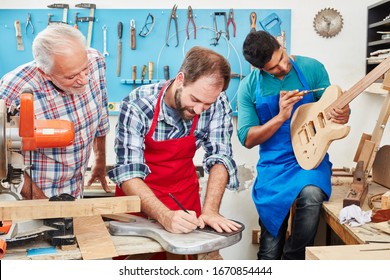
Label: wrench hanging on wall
xmin=102 ymin=25 xmax=109 ymax=57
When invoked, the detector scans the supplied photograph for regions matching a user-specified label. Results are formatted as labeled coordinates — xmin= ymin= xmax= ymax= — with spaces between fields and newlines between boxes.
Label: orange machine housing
xmin=19 ymin=92 xmax=75 ymax=150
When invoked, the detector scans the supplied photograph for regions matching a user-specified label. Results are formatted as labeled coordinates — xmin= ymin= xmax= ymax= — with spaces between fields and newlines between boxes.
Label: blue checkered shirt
xmin=108 ymin=80 xmax=239 ymax=190
xmin=0 ymin=49 xmax=110 ymax=198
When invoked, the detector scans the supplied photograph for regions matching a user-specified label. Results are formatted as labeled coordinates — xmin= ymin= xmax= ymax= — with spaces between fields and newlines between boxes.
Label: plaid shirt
xmin=108 ymin=80 xmax=239 ymax=190
xmin=0 ymin=49 xmax=110 ymax=198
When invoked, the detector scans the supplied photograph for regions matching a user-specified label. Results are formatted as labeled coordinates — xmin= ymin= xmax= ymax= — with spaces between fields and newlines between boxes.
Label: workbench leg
xmin=326 ymin=224 xmax=332 ymax=246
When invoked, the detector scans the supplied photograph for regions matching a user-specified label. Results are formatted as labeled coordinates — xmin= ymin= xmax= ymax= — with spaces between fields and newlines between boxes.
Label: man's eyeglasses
xmin=139 ymin=13 xmax=155 ymax=37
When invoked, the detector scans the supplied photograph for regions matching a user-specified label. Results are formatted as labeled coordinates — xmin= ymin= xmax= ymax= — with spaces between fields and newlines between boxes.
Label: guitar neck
xmin=325 ymin=56 xmax=390 ymax=116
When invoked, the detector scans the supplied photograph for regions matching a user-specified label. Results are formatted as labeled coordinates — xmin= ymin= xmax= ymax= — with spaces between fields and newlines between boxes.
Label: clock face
xmin=313 ymin=8 xmax=343 ymax=38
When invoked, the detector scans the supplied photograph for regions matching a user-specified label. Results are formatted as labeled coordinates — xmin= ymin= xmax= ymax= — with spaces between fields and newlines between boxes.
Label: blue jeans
xmin=257 ymin=185 xmax=326 ymax=260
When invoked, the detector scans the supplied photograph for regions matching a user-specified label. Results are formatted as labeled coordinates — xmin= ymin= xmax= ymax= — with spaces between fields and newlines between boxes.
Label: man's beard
xmin=174 ymin=87 xmax=196 ymax=120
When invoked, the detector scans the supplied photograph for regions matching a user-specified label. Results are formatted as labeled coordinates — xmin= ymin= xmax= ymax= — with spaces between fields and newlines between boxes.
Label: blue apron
xmin=252 ymin=59 xmax=332 ymax=237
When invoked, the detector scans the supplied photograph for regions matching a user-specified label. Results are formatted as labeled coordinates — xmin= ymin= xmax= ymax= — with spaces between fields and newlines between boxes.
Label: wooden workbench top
xmin=323 ymin=175 xmax=390 ymax=245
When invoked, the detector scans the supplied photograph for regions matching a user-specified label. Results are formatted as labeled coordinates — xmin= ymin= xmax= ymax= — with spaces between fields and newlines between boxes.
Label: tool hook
xmin=186 ymin=6 xmax=196 ymax=40
xmin=227 ymin=8 xmax=236 ymax=40
xmin=25 ymin=12 xmax=34 ymax=34
xmin=166 ymin=4 xmax=179 ymax=47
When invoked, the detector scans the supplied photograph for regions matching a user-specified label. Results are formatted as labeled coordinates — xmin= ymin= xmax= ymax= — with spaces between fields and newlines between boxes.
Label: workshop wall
xmin=0 ymin=8 xmax=291 ymax=115
xmin=1 ymin=0 xmax=387 ymax=260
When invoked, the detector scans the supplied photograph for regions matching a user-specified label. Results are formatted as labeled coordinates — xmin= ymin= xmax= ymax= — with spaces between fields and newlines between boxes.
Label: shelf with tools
xmin=120 ymin=79 xmax=162 ymax=85
xmin=366 ymin=0 xmax=390 ymax=73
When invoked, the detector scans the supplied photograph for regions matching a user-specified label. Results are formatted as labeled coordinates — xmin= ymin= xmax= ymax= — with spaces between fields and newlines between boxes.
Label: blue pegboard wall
xmin=0 ymin=8 xmax=291 ymax=115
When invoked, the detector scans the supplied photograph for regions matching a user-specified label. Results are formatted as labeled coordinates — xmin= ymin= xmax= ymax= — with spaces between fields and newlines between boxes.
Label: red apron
xmin=115 ymin=83 xmax=201 ymax=216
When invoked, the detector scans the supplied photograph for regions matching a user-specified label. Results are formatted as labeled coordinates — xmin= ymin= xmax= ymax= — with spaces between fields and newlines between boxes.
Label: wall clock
xmin=313 ymin=8 xmax=343 ymax=38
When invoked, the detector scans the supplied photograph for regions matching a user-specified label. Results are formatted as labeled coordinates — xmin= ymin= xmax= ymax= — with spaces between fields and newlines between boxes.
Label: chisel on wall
xmin=132 ymin=65 xmax=137 ymax=89
xmin=148 ymin=62 xmax=154 ymax=84
xmin=141 ymin=65 xmax=147 ymax=85
xmin=14 ymin=20 xmax=24 ymax=51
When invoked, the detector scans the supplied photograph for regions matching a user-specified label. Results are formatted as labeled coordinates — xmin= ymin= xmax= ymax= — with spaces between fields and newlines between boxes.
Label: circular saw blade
xmin=313 ymin=8 xmax=344 ymax=38
xmin=0 ymin=100 xmax=8 ymax=180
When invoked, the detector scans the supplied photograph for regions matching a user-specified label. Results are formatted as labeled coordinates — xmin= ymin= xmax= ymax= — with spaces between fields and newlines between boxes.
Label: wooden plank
xmin=371 ymin=221 xmax=390 ymax=235
xmin=74 ymin=216 xmax=118 ymax=260
xmin=102 ymin=213 xmax=136 ymax=222
xmin=0 ymin=196 xmax=140 ymax=221
xmin=353 ymin=133 xmax=371 ymax=162
xmin=383 ymin=70 xmax=390 ymax=90
xmin=3 ymin=235 xmax=164 ymax=260
xmin=306 ymin=244 xmax=390 ymax=260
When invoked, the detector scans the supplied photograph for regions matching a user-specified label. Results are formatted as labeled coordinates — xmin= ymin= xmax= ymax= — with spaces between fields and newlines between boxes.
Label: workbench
xmin=323 ymin=173 xmax=390 ymax=245
xmin=306 ymin=173 xmax=390 ymax=259
xmin=3 ymin=234 xmax=164 ymax=260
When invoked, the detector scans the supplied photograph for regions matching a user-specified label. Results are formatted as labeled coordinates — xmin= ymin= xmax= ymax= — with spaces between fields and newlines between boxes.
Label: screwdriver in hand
xmin=294 ymin=87 xmax=325 ymax=97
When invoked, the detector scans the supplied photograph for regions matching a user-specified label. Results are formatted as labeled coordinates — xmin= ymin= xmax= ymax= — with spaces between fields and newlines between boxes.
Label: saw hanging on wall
xmin=291 ymin=56 xmax=390 ymax=170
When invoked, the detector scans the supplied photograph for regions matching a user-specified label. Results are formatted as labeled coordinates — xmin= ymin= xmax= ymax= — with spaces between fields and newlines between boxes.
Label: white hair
xmin=32 ymin=24 xmax=86 ymax=73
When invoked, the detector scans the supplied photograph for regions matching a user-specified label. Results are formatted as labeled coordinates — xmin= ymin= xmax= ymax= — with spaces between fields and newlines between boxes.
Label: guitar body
xmin=291 ymin=85 xmax=351 ymax=170
xmin=109 ymin=214 xmax=244 ymax=255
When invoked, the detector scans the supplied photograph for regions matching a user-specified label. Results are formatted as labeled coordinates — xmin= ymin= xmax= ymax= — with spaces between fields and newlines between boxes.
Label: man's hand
xmin=87 ymin=164 xmax=111 ymax=193
xmin=160 ymin=210 xmax=199 ymax=233
xmin=329 ymin=105 xmax=350 ymax=124
xmin=278 ymin=90 xmax=303 ymax=121
xmin=198 ymin=212 xmax=242 ymax=233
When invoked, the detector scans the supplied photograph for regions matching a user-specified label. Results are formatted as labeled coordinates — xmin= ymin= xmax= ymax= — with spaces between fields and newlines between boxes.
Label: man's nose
xmin=193 ymin=104 xmax=204 ymax=115
xmin=77 ymin=73 xmax=89 ymax=85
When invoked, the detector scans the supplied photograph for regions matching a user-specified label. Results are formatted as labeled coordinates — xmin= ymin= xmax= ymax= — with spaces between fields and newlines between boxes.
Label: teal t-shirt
xmin=236 ymin=55 xmax=330 ymax=145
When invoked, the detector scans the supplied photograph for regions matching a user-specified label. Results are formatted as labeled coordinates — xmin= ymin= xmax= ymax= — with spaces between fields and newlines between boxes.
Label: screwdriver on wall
xmin=132 ymin=65 xmax=137 ymax=89
xmin=148 ymin=62 xmax=154 ymax=84
xmin=117 ymin=21 xmax=123 ymax=76
xmin=141 ymin=65 xmax=147 ymax=85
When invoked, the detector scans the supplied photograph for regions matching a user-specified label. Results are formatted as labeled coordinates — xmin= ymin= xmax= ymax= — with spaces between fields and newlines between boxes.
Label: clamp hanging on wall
xmin=47 ymin=3 xmax=69 ymax=24
xmin=75 ymin=3 xmax=96 ymax=48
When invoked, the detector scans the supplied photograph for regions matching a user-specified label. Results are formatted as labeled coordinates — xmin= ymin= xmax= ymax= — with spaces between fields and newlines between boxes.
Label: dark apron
xmin=252 ymin=59 xmax=332 ymax=237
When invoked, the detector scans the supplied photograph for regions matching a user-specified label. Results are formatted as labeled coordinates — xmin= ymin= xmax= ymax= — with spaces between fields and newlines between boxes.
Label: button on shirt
xmin=0 ymin=49 xmax=110 ymax=198
xmin=108 ymin=80 xmax=239 ymax=190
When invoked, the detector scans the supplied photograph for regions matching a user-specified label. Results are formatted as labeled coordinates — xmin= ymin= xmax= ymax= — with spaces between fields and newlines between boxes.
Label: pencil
xmin=168 ymin=193 xmax=189 ymax=214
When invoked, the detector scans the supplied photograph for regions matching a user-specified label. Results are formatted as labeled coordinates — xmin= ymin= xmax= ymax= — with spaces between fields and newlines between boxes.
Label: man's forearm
xmin=121 ymin=178 xmax=170 ymax=221
xmin=21 ymin=172 xmax=47 ymax=199
xmin=202 ymin=164 xmax=228 ymax=214
xmin=93 ymin=136 xmax=106 ymax=164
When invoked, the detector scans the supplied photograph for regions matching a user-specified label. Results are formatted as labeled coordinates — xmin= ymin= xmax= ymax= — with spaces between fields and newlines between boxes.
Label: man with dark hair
xmin=237 ymin=31 xmax=350 ymax=259
xmin=109 ymin=46 xmax=241 ymax=234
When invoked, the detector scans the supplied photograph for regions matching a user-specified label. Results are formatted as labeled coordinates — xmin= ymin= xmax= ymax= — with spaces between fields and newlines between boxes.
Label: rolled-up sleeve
xmin=201 ymin=92 xmax=239 ymax=190
xmin=108 ymin=97 xmax=150 ymax=186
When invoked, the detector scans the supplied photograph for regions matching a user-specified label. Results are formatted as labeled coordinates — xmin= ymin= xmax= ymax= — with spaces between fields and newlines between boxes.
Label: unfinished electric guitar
xmin=109 ymin=215 xmax=245 ymax=255
xmin=291 ymin=56 xmax=390 ymax=170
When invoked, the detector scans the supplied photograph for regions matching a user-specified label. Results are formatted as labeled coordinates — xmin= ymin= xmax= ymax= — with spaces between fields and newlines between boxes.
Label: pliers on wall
xmin=186 ymin=6 xmax=196 ymax=39
xmin=227 ymin=8 xmax=236 ymax=40
xmin=25 ymin=12 xmax=34 ymax=34
xmin=166 ymin=4 xmax=179 ymax=47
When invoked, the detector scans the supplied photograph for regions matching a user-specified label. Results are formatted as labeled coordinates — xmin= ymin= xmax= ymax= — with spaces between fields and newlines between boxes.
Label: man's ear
xmin=175 ymin=72 xmax=184 ymax=85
